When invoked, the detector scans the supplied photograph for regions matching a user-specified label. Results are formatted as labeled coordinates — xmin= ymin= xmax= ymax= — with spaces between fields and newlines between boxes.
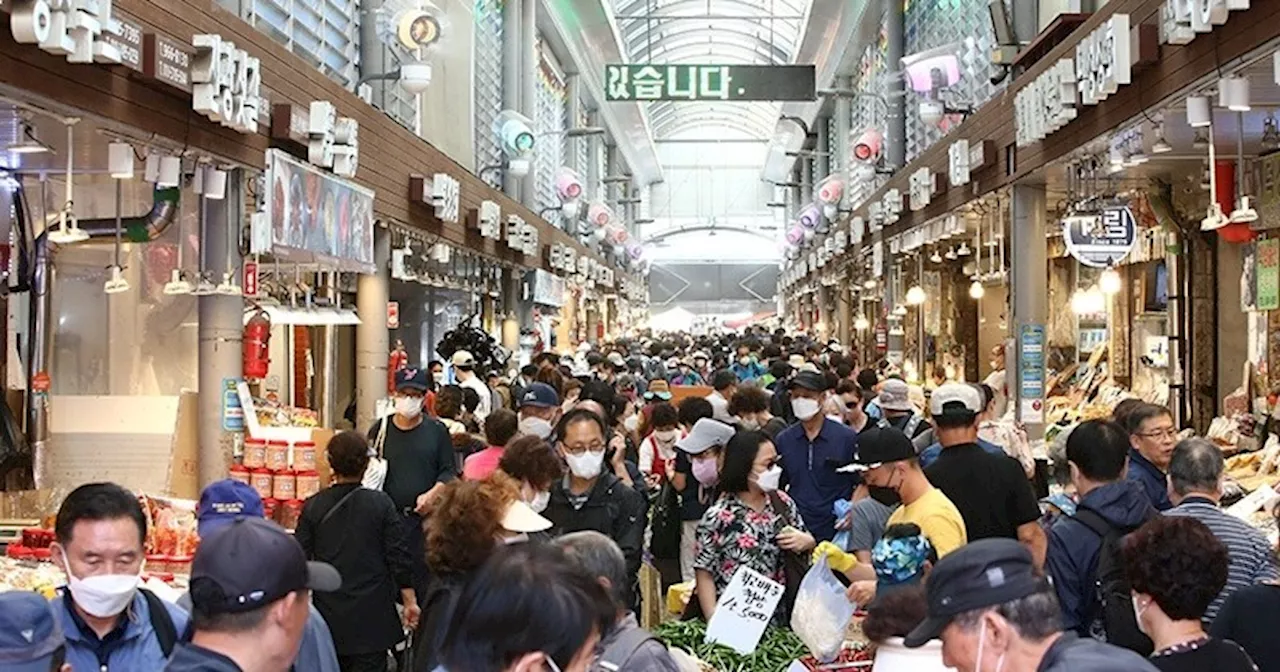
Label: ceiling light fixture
xmin=905 ymin=285 xmax=927 ymax=305
xmin=893 ymin=304 xmax=908 ymax=316
xmin=1192 ymin=127 xmax=1210 ymax=149
xmin=163 ymin=269 xmax=193 ymax=295
xmin=930 ymin=249 xmax=942 ymax=263
xmin=1186 ymin=95 xmax=1212 ymax=127
xmin=1219 ymin=76 xmax=1250 ymax=112
xmin=969 ymin=279 xmax=985 ymax=299
xmin=1099 ymin=265 xmax=1122 ymax=295
xmin=854 ymin=315 xmax=870 ymax=330
xmin=944 ymin=246 xmax=958 ymax=260
xmin=956 ymin=242 xmax=972 ymax=256
xmin=1230 ymin=196 xmax=1258 ymax=223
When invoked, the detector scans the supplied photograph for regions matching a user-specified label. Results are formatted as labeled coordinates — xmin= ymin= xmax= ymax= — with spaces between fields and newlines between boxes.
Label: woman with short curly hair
xmin=1121 ymin=516 xmax=1257 ymax=671
xmin=498 ymin=435 xmax=563 ymax=512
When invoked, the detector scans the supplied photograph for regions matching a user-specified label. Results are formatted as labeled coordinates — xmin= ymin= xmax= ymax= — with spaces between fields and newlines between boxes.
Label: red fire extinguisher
xmin=243 ymin=310 xmax=271 ymax=381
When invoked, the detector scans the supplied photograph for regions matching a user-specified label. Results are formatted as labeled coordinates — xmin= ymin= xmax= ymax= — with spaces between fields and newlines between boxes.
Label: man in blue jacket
xmin=50 ymin=482 xmax=191 ymax=671
xmin=730 ymin=345 xmax=766 ymax=383
xmin=1045 ymin=420 xmax=1157 ymax=636
xmin=1123 ymin=403 xmax=1177 ymax=511
xmin=773 ymin=371 xmax=858 ymax=542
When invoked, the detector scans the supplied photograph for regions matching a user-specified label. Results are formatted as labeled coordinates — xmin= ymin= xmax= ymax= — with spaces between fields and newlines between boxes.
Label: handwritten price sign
xmin=705 ymin=567 xmax=784 ymax=654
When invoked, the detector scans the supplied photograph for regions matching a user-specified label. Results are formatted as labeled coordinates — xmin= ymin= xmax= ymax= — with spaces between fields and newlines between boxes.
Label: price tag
xmin=704 ymin=567 xmax=784 ymax=655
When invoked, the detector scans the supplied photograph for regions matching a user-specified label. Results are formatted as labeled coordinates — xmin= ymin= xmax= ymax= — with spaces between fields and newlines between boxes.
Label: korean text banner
xmin=603 ymin=64 xmax=815 ymax=102
xmin=264 ymin=148 xmax=375 ymax=273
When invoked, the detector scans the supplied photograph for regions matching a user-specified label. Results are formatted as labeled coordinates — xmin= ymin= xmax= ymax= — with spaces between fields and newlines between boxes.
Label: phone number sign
xmin=603 ymin=64 xmax=815 ymax=102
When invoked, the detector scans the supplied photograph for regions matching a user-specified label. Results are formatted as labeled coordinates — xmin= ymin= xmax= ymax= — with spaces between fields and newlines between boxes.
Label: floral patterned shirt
xmin=693 ymin=491 xmax=806 ymax=601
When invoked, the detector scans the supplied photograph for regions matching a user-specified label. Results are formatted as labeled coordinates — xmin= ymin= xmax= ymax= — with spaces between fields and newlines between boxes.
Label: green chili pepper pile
xmin=653 ymin=620 xmax=810 ymax=672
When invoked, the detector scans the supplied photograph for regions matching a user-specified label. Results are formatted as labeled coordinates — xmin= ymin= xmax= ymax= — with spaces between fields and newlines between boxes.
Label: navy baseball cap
xmin=519 ymin=382 xmax=559 ymax=409
xmin=0 ymin=591 xmax=65 ymax=672
xmin=190 ymin=517 xmax=341 ymax=616
xmin=395 ymin=367 xmax=429 ymax=392
xmin=197 ymin=479 xmax=265 ymax=539
xmin=904 ymin=538 xmax=1048 ymax=647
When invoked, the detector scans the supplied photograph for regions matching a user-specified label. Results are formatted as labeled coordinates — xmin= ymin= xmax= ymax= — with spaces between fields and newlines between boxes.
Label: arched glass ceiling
xmin=614 ymin=0 xmax=808 ymax=140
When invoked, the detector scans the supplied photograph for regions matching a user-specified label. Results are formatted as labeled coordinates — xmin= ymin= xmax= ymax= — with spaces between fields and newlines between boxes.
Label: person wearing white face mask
xmin=692 ymin=430 xmax=814 ymax=621
xmin=517 ymin=383 xmax=562 ymax=440
xmin=367 ymin=367 xmax=457 ymax=616
xmin=498 ymin=435 xmax=564 ymax=516
xmin=638 ymin=402 xmax=681 ymax=486
xmin=728 ymin=386 xmax=787 ymax=440
xmin=49 ymin=482 xmax=191 ymax=671
xmin=772 ymin=371 xmax=859 ymax=543
xmin=904 ymin=538 xmax=1158 ymax=672
xmin=544 ymin=409 xmax=648 ymax=611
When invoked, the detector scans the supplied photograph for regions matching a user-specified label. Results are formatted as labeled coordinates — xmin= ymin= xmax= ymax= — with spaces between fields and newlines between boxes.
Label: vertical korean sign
xmin=1257 ymin=239 xmax=1280 ymax=311
xmin=1018 ymin=324 xmax=1045 ymax=423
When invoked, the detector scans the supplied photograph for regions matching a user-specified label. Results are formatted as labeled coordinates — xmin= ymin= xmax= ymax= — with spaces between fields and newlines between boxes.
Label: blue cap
xmin=0 ymin=591 xmax=65 ymax=672
xmin=395 ymin=367 xmax=429 ymax=392
xmin=197 ymin=479 xmax=265 ymax=539
xmin=519 ymin=382 xmax=559 ymax=409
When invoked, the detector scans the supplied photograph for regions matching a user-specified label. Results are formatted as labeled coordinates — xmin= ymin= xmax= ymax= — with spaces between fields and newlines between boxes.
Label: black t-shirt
xmin=674 ymin=451 xmax=712 ymax=521
xmin=367 ymin=416 xmax=457 ymax=511
xmin=925 ymin=442 xmax=1039 ymax=541
xmin=1149 ymin=637 xmax=1257 ymax=672
xmin=1211 ymin=584 xmax=1280 ymax=671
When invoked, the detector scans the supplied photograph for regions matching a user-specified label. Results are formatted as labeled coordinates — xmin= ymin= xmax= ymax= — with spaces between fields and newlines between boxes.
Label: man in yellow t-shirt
xmin=814 ymin=426 xmax=967 ymax=605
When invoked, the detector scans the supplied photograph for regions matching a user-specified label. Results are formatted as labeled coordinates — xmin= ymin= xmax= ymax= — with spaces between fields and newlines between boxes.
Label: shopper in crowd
xmin=816 ymin=480 xmax=899 ymax=577
xmin=556 ymin=532 xmax=681 ymax=672
xmin=868 ymin=523 xmax=936 ymax=597
xmin=691 ymin=351 xmax=711 ymax=381
xmin=50 ymin=482 xmax=190 ymax=671
xmin=497 ymin=435 xmax=564 ymax=513
xmin=982 ymin=343 xmax=1009 ymax=420
xmin=367 ymin=367 xmax=457 ymax=609
xmin=834 ymin=380 xmax=871 ymax=433
xmin=1211 ymin=553 xmax=1280 ymax=670
xmin=295 ymin=432 xmax=416 ymax=672
xmin=836 ymin=427 xmax=965 ymax=606
xmin=0 ymin=590 xmax=72 ymax=672
xmin=1125 ymin=403 xmax=1178 ymax=511
xmin=487 ymin=371 xmax=512 ymax=411
xmin=534 ymin=364 xmax=567 ymax=399
xmin=862 ymin=586 xmax=950 ymax=672
xmin=773 ymin=370 xmax=859 ymax=542
xmin=515 ymin=382 xmax=561 ymax=441
xmin=876 ymin=378 xmax=931 ymax=441
xmin=544 ymin=408 xmax=647 ymax=606
xmin=188 ymin=480 xmax=340 ymax=672
xmin=857 ymin=368 xmax=883 ymax=420
xmin=671 ymin=399 xmax=720 ymax=582
xmin=427 ymin=360 xmax=445 ymax=417
xmin=901 ymin=538 xmax=1158 ymax=672
xmin=1121 ymin=517 xmax=1257 ymax=671
xmin=917 ymin=385 xmax=1006 ymax=467
xmin=671 ymin=357 xmax=704 ymax=386
xmin=731 ymin=344 xmax=766 ymax=383
xmin=434 ymin=385 xmax=469 ymax=437
xmin=165 ymin=517 xmax=341 ymax=672
xmin=706 ymin=369 xmax=738 ymax=423
xmin=1111 ymin=397 xmax=1147 ymax=432
xmin=561 ymin=378 xmax=583 ymax=412
xmin=693 ymin=430 xmax=815 ymax=620
xmin=1163 ymin=437 xmax=1278 ymax=624
xmin=434 ymin=543 xmax=615 ymax=672
xmin=638 ymin=401 xmax=680 ymax=484
xmin=729 ymin=384 xmax=788 ymax=439
xmin=763 ymin=359 xmax=792 ymax=392
xmin=463 ymin=408 xmax=521 ymax=480
xmin=419 ymin=477 xmax=553 ymax=671
xmin=1045 ymin=420 xmax=1157 ymax=645
xmin=459 ymin=387 xmax=483 ymax=434
xmin=574 ymin=397 xmax=644 ymax=494
xmin=511 ymin=364 xmax=537 ymax=407
xmin=451 ymin=350 xmax=492 ymax=427
xmin=921 ymin=383 xmax=1045 ymax=566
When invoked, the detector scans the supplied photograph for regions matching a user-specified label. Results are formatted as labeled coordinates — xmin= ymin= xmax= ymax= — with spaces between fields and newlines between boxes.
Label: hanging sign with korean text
xmin=10 ymin=0 xmax=125 ymax=64
xmin=1062 ymin=206 xmax=1137 ymax=268
xmin=191 ymin=34 xmax=262 ymax=134
xmin=603 ymin=64 xmax=815 ymax=102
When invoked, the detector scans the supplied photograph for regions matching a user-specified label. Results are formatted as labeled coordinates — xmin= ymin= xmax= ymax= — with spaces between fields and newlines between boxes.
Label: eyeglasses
xmin=1136 ymin=428 xmax=1178 ymax=440
xmin=562 ymin=442 xmax=605 ymax=455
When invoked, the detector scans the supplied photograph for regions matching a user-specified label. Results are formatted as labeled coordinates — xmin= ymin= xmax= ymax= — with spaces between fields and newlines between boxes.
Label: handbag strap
xmin=319 ymin=486 xmax=362 ymax=528
xmin=374 ymin=415 xmax=389 ymax=459
xmin=767 ymin=491 xmax=793 ymax=528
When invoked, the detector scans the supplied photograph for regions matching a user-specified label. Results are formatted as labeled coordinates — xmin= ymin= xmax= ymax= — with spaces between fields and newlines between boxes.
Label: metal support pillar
xmin=359 ymin=0 xmax=390 ymax=127
xmin=519 ymin=0 xmax=538 ymax=208
xmin=1167 ymin=237 xmax=1186 ymax=426
xmin=566 ymin=74 xmax=581 ymax=174
xmin=605 ymin=143 xmax=619 ymax=208
xmin=198 ymin=172 xmax=245 ymax=488
xmin=800 ymin=156 xmax=813 ymax=205
xmin=816 ymin=117 xmax=831 ymax=180
xmin=501 ymin=0 xmax=523 ymax=200
xmin=356 ymin=228 xmax=391 ymax=431
xmin=1010 ymin=185 xmax=1047 ymax=439
xmin=837 ymin=285 xmax=852 ymax=349
xmin=314 ymin=271 xmax=339 ymax=428
xmin=885 ymin=0 xmax=906 ymax=171
xmin=586 ymin=110 xmax=602 ymax=199
xmin=834 ymin=77 xmax=852 ymax=206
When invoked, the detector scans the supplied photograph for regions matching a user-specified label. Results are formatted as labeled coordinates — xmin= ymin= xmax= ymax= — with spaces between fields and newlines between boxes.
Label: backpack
xmin=141 ymin=588 xmax=177 ymax=658
xmin=1072 ymin=509 xmax=1153 ymax=656
xmin=594 ymin=626 xmax=663 ymax=672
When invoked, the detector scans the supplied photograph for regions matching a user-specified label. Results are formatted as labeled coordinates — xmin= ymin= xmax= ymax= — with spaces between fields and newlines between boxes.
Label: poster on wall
xmin=1256 ymin=239 xmax=1279 ymax=311
xmin=263 ymin=148 xmax=375 ymax=273
xmin=1018 ymin=324 xmax=1045 ymax=423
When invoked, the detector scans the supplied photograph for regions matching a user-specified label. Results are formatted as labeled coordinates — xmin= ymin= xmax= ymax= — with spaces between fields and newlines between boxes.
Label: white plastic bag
xmin=789 ymin=555 xmax=855 ymax=663
xmin=363 ymin=416 xmax=389 ymax=490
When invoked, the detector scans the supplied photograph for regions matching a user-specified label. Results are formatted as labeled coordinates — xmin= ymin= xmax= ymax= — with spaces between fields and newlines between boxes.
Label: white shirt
xmin=706 ymin=391 xmax=732 ymax=423
xmin=458 ymin=373 xmax=492 ymax=425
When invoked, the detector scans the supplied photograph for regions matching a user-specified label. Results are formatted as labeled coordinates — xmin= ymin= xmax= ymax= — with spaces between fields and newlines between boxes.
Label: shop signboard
xmin=1076 ymin=15 xmax=1131 ymax=106
xmin=1019 ymin=324 xmax=1045 ymax=423
xmin=10 ymin=0 xmax=125 ymax=64
xmin=1062 ymin=206 xmax=1137 ymax=268
xmin=191 ymin=34 xmax=261 ymax=133
xmin=100 ymin=17 xmax=143 ymax=72
xmin=221 ymin=377 xmax=245 ymax=432
xmin=704 ymin=566 xmax=784 ymax=655
xmin=143 ymin=33 xmax=192 ymax=92
xmin=1257 ymin=239 xmax=1279 ymax=311
xmin=263 ymin=148 xmax=375 ymax=272
xmin=603 ymin=64 xmax=815 ymax=102
xmin=530 ymin=270 xmax=566 ymax=307
xmin=949 ymin=140 xmax=970 ymax=187
xmin=1160 ymin=0 xmax=1247 ymax=45
xmin=909 ymin=168 xmax=936 ymax=211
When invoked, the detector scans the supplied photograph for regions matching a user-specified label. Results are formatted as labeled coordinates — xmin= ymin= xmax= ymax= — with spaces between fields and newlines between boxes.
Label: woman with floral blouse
xmin=693 ymin=430 xmax=816 ymax=620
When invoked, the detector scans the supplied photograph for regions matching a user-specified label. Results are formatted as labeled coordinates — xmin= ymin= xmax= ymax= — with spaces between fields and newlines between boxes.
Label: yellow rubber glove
xmin=812 ymin=541 xmax=857 ymax=573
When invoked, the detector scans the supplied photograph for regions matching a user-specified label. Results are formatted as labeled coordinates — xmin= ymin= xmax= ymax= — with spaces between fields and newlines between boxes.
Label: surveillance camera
xmin=494 ymin=110 xmax=536 ymax=160
xmin=555 ymin=168 xmax=584 ymax=203
xmin=399 ymin=62 xmax=433 ymax=94
xmin=814 ymin=174 xmax=844 ymax=207
xmin=851 ymin=129 xmax=883 ymax=163
xmin=920 ymin=100 xmax=945 ymax=126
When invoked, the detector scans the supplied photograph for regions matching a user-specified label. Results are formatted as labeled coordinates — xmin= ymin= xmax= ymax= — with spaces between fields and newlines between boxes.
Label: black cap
xmin=904 ymin=538 xmax=1048 ymax=647
xmin=852 ymin=426 xmax=916 ymax=467
xmin=790 ymin=370 xmax=828 ymax=392
xmin=190 ymin=517 xmax=341 ymax=615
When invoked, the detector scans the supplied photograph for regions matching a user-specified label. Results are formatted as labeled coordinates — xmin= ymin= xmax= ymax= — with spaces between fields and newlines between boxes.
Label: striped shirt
xmin=1164 ymin=496 xmax=1279 ymax=624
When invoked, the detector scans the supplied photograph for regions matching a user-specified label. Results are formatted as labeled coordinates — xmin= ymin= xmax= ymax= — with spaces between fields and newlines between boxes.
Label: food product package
xmin=790 ymin=556 xmax=855 ymax=663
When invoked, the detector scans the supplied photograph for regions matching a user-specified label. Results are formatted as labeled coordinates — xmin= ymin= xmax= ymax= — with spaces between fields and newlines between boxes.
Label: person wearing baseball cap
xmin=902 ymin=538 xmax=1157 ymax=672
xmin=921 ymin=383 xmax=1047 ymax=568
xmin=0 ymin=590 xmax=71 ymax=672
xmin=772 ymin=370 xmax=858 ymax=543
xmin=830 ymin=426 xmax=965 ymax=607
xmin=450 ymin=350 xmax=493 ymax=427
xmin=165 ymin=517 xmax=341 ymax=672
xmin=517 ymin=382 xmax=561 ymax=440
